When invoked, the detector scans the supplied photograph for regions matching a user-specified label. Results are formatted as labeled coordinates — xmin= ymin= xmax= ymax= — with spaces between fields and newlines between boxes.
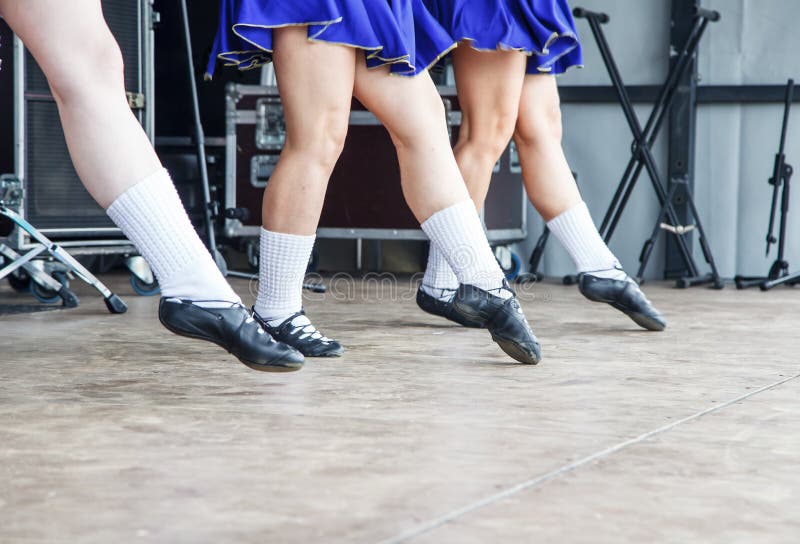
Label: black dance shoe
xmin=254 ymin=310 xmax=344 ymax=358
xmin=451 ymin=281 xmax=542 ymax=364
xmin=416 ymin=286 xmax=483 ymax=328
xmin=578 ymin=272 xmax=667 ymax=331
xmin=158 ymin=299 xmax=305 ymax=372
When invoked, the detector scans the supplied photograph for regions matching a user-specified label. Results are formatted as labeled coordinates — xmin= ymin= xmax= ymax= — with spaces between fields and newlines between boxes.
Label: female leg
xmin=420 ymin=46 xmax=527 ymax=299
xmin=249 ymin=27 xmax=355 ymax=358
xmin=353 ymin=53 xmax=541 ymax=364
xmin=214 ymin=1 xmax=540 ymax=363
xmin=0 ymin=0 xmax=302 ymax=370
xmin=419 ymin=0 xmax=665 ymax=331
xmin=514 ymin=74 xmax=666 ymax=331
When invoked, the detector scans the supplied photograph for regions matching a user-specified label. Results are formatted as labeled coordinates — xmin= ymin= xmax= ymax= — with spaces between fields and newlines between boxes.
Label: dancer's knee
xmin=284 ymin=113 xmax=349 ymax=176
xmin=46 ymin=28 xmax=125 ymax=105
xmin=515 ymin=96 xmax=563 ymax=150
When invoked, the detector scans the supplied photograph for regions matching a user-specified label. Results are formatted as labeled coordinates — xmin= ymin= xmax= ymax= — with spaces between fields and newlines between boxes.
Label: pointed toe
xmin=578 ymin=274 xmax=667 ymax=332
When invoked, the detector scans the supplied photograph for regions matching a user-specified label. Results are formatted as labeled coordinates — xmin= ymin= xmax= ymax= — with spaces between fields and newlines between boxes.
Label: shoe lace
xmin=287 ymin=314 xmax=331 ymax=343
xmin=487 ymin=281 xmax=516 ymax=299
xmin=421 ymin=284 xmax=457 ymax=302
xmin=581 ymin=264 xmax=635 ymax=284
xmin=245 ymin=315 xmax=266 ymax=335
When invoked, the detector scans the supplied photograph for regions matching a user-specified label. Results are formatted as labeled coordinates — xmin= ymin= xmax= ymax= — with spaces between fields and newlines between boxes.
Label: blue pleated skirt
xmin=424 ymin=0 xmax=583 ymax=74
xmin=206 ymin=0 xmax=455 ymax=78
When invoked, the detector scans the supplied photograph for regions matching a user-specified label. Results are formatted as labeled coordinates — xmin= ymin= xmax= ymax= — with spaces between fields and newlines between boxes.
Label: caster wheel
xmin=515 ymin=272 xmax=543 ymax=285
xmin=675 ymin=278 xmax=689 ymax=289
xmin=713 ymin=279 xmax=725 ymax=290
xmin=130 ymin=274 xmax=160 ymax=296
xmin=30 ymin=272 xmax=70 ymax=305
xmin=30 ymin=280 xmax=61 ymax=304
xmin=246 ymin=239 xmax=260 ymax=271
xmin=562 ymin=274 xmax=577 ymax=286
xmin=307 ymin=249 xmax=319 ymax=273
xmin=8 ymin=270 xmax=31 ymax=292
xmin=500 ymin=251 xmax=522 ymax=281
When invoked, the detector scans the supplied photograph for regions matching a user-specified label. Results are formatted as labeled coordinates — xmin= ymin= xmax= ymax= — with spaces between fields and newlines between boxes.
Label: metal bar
xmin=557 ymin=85 xmax=800 ymax=104
xmin=143 ymin=0 xmax=156 ymax=142
xmin=665 ymin=0 xmax=701 ymax=279
xmin=588 ymin=18 xmax=644 ymax=137
xmin=586 ymin=17 xmax=648 ymax=238
xmin=0 ymin=244 xmax=47 ymax=279
xmin=223 ymin=84 xmax=800 ymax=116
xmin=13 ymin=35 xmax=25 ymax=253
xmin=179 ymin=0 xmax=216 ymax=253
xmin=642 ymin=18 xmax=707 ymax=144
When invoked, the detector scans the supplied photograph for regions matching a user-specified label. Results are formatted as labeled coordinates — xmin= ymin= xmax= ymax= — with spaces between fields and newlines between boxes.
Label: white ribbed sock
xmin=546 ymin=201 xmax=628 ymax=281
xmin=107 ymin=169 xmax=240 ymax=305
xmin=421 ymin=200 xmax=509 ymax=297
xmin=421 ymin=243 xmax=459 ymax=301
xmin=254 ymin=228 xmax=315 ymax=325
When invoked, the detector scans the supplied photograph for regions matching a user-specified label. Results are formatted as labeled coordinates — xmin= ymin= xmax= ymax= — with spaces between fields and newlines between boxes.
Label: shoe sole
xmin=581 ymin=292 xmax=666 ymax=332
xmin=160 ymin=321 xmax=304 ymax=372
xmin=241 ymin=361 xmax=303 ymax=373
xmin=305 ymin=348 xmax=345 ymax=358
xmin=615 ymin=305 xmax=666 ymax=332
xmin=491 ymin=333 xmax=541 ymax=365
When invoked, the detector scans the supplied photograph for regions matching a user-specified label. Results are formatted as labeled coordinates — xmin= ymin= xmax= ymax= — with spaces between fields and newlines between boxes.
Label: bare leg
xmin=352 ymin=53 xmax=469 ymax=222
xmin=0 ymin=0 xmax=235 ymax=301
xmin=452 ymin=46 xmax=528 ymax=209
xmin=0 ymin=0 xmax=161 ymax=207
xmin=262 ymin=27 xmax=355 ymax=235
xmin=252 ymin=28 xmax=354 ymax=357
xmin=514 ymin=76 xmax=665 ymax=330
xmin=0 ymin=1 xmax=306 ymax=369
xmin=513 ymin=74 xmax=581 ymax=221
xmin=419 ymin=46 xmax=527 ymax=293
xmin=353 ymin=55 xmax=540 ymax=364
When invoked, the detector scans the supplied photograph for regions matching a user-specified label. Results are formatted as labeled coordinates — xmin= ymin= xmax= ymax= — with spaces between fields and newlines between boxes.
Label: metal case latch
xmin=255 ymin=98 xmax=286 ymax=150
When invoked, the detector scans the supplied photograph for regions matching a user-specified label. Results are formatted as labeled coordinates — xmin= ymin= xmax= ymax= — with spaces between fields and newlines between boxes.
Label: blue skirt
xmin=206 ymin=0 xmax=454 ymax=78
xmin=424 ymin=0 xmax=583 ymax=74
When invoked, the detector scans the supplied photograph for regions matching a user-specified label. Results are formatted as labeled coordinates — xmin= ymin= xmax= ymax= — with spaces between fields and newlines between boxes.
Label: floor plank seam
xmin=378 ymin=371 xmax=800 ymax=544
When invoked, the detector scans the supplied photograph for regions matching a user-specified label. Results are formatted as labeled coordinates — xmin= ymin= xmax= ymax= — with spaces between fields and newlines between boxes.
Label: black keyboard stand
xmin=573 ymin=7 xmax=723 ymax=289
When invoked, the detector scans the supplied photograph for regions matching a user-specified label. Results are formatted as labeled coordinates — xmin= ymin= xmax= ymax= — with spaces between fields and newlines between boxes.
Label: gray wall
xmin=517 ymin=0 xmax=800 ymax=280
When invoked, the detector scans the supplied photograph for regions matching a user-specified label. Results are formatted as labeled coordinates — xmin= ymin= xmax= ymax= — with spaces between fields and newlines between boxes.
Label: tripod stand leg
xmin=1 ymin=207 xmax=128 ymax=313
xmin=683 ymin=183 xmax=724 ymax=289
xmin=48 ymin=246 xmax=128 ymax=313
xmin=0 ymin=243 xmax=80 ymax=307
xmin=635 ymin=184 xmax=677 ymax=283
xmin=517 ymin=228 xmax=549 ymax=284
xmin=761 ymin=271 xmax=800 ymax=290
xmin=735 ymin=275 xmax=767 ymax=290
